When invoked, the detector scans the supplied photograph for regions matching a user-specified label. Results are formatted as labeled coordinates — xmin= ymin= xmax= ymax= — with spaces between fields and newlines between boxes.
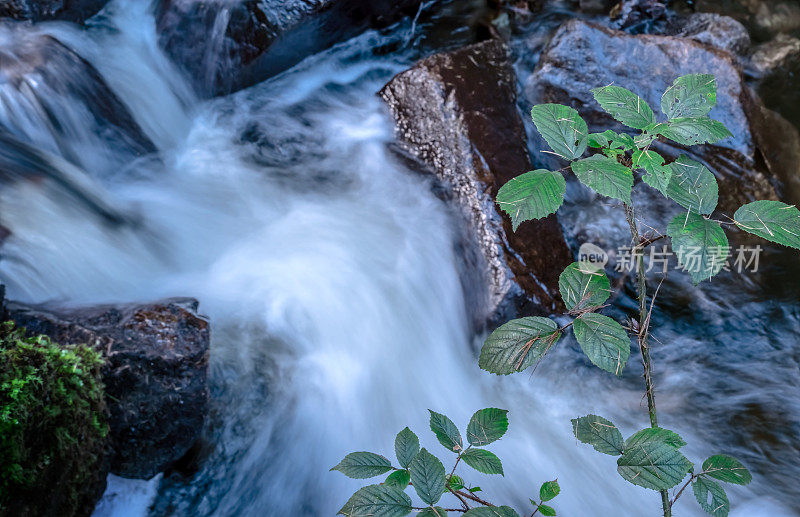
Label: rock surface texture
xmin=380 ymin=39 xmax=572 ymax=322
xmin=156 ymin=0 xmax=422 ymax=96
xmin=524 ymin=20 xmax=800 ymax=210
xmin=0 ymin=0 xmax=108 ymax=22
xmin=7 ymin=298 xmax=210 ymax=480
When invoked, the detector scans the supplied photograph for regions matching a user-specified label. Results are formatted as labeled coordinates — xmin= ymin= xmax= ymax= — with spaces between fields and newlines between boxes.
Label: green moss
xmin=0 ymin=320 xmax=108 ymax=516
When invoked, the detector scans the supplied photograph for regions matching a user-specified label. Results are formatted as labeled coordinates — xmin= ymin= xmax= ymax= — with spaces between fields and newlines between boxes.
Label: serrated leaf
xmin=634 ymin=131 xmax=657 ymax=149
xmin=479 ymin=317 xmax=561 ymax=375
xmin=633 ymin=149 xmax=672 ymax=196
xmin=592 ymin=85 xmax=656 ymax=130
xmin=588 ymin=132 xmax=610 ymax=148
xmin=624 ymin=427 xmax=687 ymax=450
xmin=538 ymin=505 xmax=557 ymax=516
xmin=467 ymin=408 xmax=509 ymax=447
xmin=693 ymin=477 xmax=729 ymax=517
xmin=331 ymin=452 xmax=393 ymax=479
xmin=617 ymin=441 xmax=692 ymax=490
xmin=496 ymin=170 xmax=566 ymax=230
xmin=385 ymin=469 xmax=411 ymax=488
xmin=429 ymin=411 xmax=463 ymax=453
xmin=571 ymin=414 xmax=624 ymax=456
xmin=558 ymin=262 xmax=611 ymax=312
xmin=734 ymin=200 xmax=800 ymax=250
xmin=409 ymin=448 xmax=447 ymax=505
xmin=530 ymin=104 xmax=588 ymax=160
xmin=657 ymin=117 xmax=732 ymax=146
xmin=461 ymin=448 xmax=504 ymax=475
xmin=419 ymin=508 xmax=449 ymax=517
xmin=573 ymin=313 xmax=631 ymax=376
xmin=337 ymin=484 xmax=413 ymax=516
xmin=539 ymin=480 xmax=560 ymax=501
xmin=447 ymin=474 xmax=464 ymax=491
xmin=395 ymin=427 xmax=420 ymax=468
xmin=667 ymin=212 xmax=729 ymax=283
xmin=661 ymin=74 xmax=717 ymax=119
xmin=701 ymin=455 xmax=752 ymax=485
xmin=571 ymin=154 xmax=633 ymax=204
xmin=463 ymin=507 xmax=520 ymax=517
xmin=667 ymin=155 xmax=718 ymax=215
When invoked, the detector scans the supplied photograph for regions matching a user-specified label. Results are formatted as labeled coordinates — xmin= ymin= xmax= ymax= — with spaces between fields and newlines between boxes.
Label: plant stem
xmin=624 ymin=203 xmax=671 ymax=517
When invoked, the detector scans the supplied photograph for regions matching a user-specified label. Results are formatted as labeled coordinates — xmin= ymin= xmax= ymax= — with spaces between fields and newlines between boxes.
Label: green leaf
xmin=468 ymin=486 xmax=482 ymax=493
xmin=530 ymin=104 xmax=588 ymax=160
xmin=409 ymin=448 xmax=447 ymax=505
xmin=447 ymin=474 xmax=464 ymax=491
xmin=634 ymin=131 xmax=657 ymax=149
xmin=624 ymin=427 xmax=687 ymax=450
xmin=479 ymin=317 xmax=561 ymax=375
xmin=539 ymin=480 xmax=560 ymax=501
xmin=572 ymin=313 xmax=631 ymax=376
xmin=667 ymin=155 xmax=718 ymax=215
xmin=337 ymin=484 xmax=413 ymax=516
xmin=617 ymin=441 xmax=693 ymax=490
xmin=661 ymin=74 xmax=717 ymax=119
xmin=395 ymin=427 xmax=420 ymax=468
xmin=463 ymin=507 xmax=520 ymax=517
xmin=633 ymin=149 xmax=672 ymax=196
xmin=429 ymin=411 xmax=463 ymax=453
xmin=701 ymin=455 xmax=752 ymax=485
xmin=331 ymin=452 xmax=393 ymax=479
xmin=538 ymin=504 xmax=557 ymax=517
xmin=467 ymin=408 xmax=509 ymax=446
xmin=571 ymin=414 xmax=624 ymax=456
xmin=734 ymin=200 xmax=800 ymax=250
xmin=496 ymin=170 xmax=566 ymax=230
xmin=418 ymin=508 xmax=449 ymax=517
xmin=693 ymin=477 xmax=729 ymax=517
xmin=667 ymin=212 xmax=729 ymax=283
xmin=570 ymin=154 xmax=633 ymax=204
xmin=384 ymin=469 xmax=411 ymax=489
xmin=588 ymin=132 xmax=610 ymax=148
xmin=591 ymin=85 xmax=656 ymax=129
xmin=657 ymin=117 xmax=732 ymax=146
xmin=461 ymin=448 xmax=504 ymax=475
xmin=558 ymin=262 xmax=611 ymax=312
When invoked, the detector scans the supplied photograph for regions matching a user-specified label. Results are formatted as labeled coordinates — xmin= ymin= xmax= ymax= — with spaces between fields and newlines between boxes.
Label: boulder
xmin=380 ymin=39 xmax=572 ymax=323
xmin=0 ymin=0 xmax=108 ymax=23
xmin=749 ymin=34 xmax=800 ymax=132
xmin=7 ymin=298 xmax=210 ymax=480
xmin=0 ymin=28 xmax=156 ymax=175
xmin=666 ymin=12 xmax=751 ymax=55
xmin=524 ymin=20 xmax=800 ymax=211
xmin=156 ymin=0 xmax=422 ymax=96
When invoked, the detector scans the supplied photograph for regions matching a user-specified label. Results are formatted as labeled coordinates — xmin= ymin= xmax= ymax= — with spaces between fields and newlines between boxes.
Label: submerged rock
xmin=0 ymin=0 xmax=108 ymax=22
xmin=524 ymin=20 xmax=800 ymax=210
xmin=380 ymin=39 xmax=572 ymax=323
xmin=7 ymin=298 xmax=210 ymax=480
xmin=156 ymin=0 xmax=422 ymax=96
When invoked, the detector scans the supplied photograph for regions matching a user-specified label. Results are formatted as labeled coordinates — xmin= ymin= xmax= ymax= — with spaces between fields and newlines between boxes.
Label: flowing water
xmin=0 ymin=1 xmax=798 ymax=516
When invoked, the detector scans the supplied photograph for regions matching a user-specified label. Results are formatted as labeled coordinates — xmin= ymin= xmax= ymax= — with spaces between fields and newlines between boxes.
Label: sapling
xmin=482 ymin=74 xmax=799 ymax=516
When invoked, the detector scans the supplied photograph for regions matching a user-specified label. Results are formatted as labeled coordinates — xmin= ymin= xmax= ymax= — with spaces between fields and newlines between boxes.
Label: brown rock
xmin=380 ymin=39 xmax=572 ymax=322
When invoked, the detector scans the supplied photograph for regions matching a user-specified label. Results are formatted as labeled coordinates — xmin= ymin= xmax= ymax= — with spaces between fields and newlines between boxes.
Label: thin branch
xmin=454 ymin=489 xmax=495 ymax=507
xmin=669 ymin=474 xmax=696 ymax=508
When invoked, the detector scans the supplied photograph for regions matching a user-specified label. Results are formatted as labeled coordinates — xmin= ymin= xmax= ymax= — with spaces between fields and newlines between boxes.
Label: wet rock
xmin=610 ymin=0 xmax=667 ymax=32
xmin=380 ymin=39 xmax=572 ymax=322
xmin=156 ymin=0 xmax=422 ymax=96
xmin=524 ymin=20 xmax=799 ymax=211
xmin=751 ymin=1 xmax=800 ymax=41
xmin=749 ymin=34 xmax=800 ymax=130
xmin=666 ymin=13 xmax=751 ymax=55
xmin=0 ymin=28 xmax=156 ymax=174
xmin=0 ymin=0 xmax=108 ymax=23
xmin=7 ymin=298 xmax=210 ymax=480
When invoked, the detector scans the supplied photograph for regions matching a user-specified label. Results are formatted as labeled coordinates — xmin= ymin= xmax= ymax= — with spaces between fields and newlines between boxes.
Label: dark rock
xmin=0 ymin=28 xmax=156 ymax=174
xmin=750 ymin=1 xmax=800 ymax=41
xmin=380 ymin=39 xmax=572 ymax=322
xmin=610 ymin=0 xmax=667 ymax=32
xmin=7 ymin=298 xmax=210 ymax=480
xmin=156 ymin=0 xmax=422 ymax=96
xmin=524 ymin=20 xmax=800 ymax=211
xmin=0 ymin=0 xmax=108 ymax=23
xmin=749 ymin=34 xmax=800 ymax=130
xmin=666 ymin=13 xmax=751 ymax=55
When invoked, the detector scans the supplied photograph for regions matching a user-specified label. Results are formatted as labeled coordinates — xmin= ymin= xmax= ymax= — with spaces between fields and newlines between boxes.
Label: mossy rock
xmin=0 ymin=321 xmax=108 ymax=516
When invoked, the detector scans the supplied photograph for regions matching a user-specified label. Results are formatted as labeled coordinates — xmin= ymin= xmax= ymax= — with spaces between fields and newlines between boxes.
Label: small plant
xmin=0 ymin=320 xmax=108 ymax=516
xmin=332 ymin=408 xmax=560 ymax=516
xmin=482 ymin=74 xmax=800 ymax=516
